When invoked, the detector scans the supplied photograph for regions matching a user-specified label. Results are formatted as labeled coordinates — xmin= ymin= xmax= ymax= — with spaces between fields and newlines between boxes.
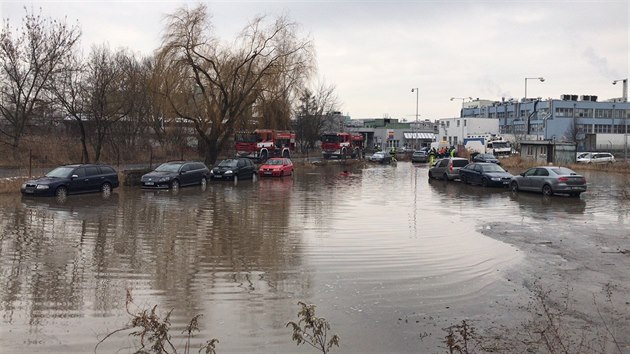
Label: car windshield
xmin=266 ymin=159 xmax=283 ymax=165
xmin=321 ymin=134 xmax=342 ymax=143
xmin=374 ymin=152 xmax=384 ymax=157
xmin=155 ymin=163 xmax=183 ymax=172
xmin=218 ymin=159 xmax=238 ymax=168
xmin=45 ymin=166 xmax=74 ymax=178
xmin=550 ymin=167 xmax=577 ymax=176
xmin=482 ymin=164 xmax=505 ymax=172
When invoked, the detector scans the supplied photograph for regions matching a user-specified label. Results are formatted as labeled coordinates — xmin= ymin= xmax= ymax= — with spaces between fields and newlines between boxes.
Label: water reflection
xmin=0 ymin=162 xmax=628 ymax=352
xmin=508 ymin=191 xmax=586 ymax=217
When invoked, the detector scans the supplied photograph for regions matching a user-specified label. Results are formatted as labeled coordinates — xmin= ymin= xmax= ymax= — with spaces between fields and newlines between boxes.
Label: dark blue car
xmin=472 ymin=153 xmax=501 ymax=165
xmin=21 ymin=164 xmax=120 ymax=198
xmin=141 ymin=161 xmax=210 ymax=189
xmin=459 ymin=162 xmax=513 ymax=187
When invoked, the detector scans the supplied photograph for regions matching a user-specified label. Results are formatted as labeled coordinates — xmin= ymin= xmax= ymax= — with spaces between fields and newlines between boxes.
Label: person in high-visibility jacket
xmin=390 ymin=147 xmax=397 ymax=162
xmin=429 ymin=148 xmax=436 ymax=166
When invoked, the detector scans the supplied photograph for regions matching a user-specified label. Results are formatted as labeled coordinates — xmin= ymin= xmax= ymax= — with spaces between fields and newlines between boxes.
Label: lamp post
xmin=451 ymin=97 xmax=472 ymax=145
xmin=524 ymin=77 xmax=545 ymax=99
xmin=411 ymin=88 xmax=419 ymax=122
xmin=613 ymin=79 xmax=628 ymax=161
xmin=411 ymin=88 xmax=419 ymax=149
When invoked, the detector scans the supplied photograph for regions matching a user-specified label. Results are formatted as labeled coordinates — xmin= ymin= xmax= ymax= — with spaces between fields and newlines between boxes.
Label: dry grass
xmin=0 ymin=133 xmax=204 ymax=169
xmin=0 ymin=177 xmax=30 ymax=194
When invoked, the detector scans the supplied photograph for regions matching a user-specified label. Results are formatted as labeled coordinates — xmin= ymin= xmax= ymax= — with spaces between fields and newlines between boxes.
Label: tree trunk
xmin=78 ymin=121 xmax=90 ymax=163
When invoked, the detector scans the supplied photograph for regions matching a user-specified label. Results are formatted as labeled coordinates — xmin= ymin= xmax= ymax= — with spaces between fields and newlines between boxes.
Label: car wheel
xmin=542 ymin=184 xmax=553 ymax=196
xmin=510 ymin=181 xmax=519 ymax=192
xmin=428 ymin=171 xmax=432 ymax=179
xmin=101 ymin=182 xmax=112 ymax=195
xmin=171 ymin=179 xmax=180 ymax=190
xmin=200 ymin=177 xmax=207 ymax=188
xmin=55 ymin=186 xmax=68 ymax=198
xmin=481 ymin=178 xmax=488 ymax=187
xmin=443 ymin=173 xmax=449 ymax=181
xmin=461 ymin=175 xmax=468 ymax=184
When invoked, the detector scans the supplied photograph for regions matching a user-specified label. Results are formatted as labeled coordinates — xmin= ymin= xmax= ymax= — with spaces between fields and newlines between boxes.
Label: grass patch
xmin=0 ymin=177 xmax=30 ymax=194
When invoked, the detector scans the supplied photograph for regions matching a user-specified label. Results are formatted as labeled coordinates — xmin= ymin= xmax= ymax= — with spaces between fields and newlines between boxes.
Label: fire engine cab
xmin=235 ymin=129 xmax=296 ymax=161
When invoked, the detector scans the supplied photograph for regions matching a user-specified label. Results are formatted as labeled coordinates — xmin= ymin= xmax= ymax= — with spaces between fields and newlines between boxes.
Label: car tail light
xmin=449 ymin=164 xmax=453 ymax=172
xmin=558 ymin=177 xmax=568 ymax=182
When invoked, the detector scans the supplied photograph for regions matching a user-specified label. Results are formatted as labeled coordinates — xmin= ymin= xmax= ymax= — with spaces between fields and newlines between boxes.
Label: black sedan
xmin=459 ymin=163 xmax=513 ymax=187
xmin=141 ymin=161 xmax=210 ymax=189
xmin=21 ymin=164 xmax=119 ymax=198
xmin=472 ymin=153 xmax=501 ymax=165
xmin=211 ymin=158 xmax=257 ymax=181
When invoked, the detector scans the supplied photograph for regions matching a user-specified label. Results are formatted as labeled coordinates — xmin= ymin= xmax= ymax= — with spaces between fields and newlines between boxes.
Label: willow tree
xmin=157 ymin=4 xmax=314 ymax=164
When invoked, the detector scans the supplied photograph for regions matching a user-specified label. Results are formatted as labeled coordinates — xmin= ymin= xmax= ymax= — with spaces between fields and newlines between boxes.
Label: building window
xmin=454 ymin=136 xmax=458 ymax=145
xmin=446 ymin=121 xmax=450 ymax=128
xmin=595 ymin=124 xmax=611 ymax=133
xmin=457 ymin=120 xmax=460 ymax=127
xmin=555 ymin=107 xmax=574 ymax=117
xmin=595 ymin=109 xmax=612 ymax=118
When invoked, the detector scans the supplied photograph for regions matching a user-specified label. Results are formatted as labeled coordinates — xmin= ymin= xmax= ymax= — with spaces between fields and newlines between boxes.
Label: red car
xmin=259 ymin=158 xmax=294 ymax=177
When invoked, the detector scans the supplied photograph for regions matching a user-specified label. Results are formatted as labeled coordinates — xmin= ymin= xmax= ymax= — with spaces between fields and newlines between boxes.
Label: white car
xmin=577 ymin=152 xmax=615 ymax=164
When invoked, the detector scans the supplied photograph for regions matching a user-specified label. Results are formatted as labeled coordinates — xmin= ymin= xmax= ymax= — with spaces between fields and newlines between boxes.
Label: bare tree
xmin=0 ymin=8 xmax=80 ymax=151
xmin=565 ymin=116 xmax=580 ymax=143
xmin=83 ymin=45 xmax=135 ymax=161
xmin=51 ymin=51 xmax=91 ymax=162
xmin=157 ymin=4 xmax=314 ymax=164
xmin=294 ymin=82 xmax=340 ymax=153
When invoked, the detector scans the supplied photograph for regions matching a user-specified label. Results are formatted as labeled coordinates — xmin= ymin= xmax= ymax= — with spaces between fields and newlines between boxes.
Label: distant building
xmin=519 ymin=140 xmax=577 ymax=165
xmin=347 ymin=118 xmax=436 ymax=150
xmin=460 ymin=95 xmax=630 ymax=151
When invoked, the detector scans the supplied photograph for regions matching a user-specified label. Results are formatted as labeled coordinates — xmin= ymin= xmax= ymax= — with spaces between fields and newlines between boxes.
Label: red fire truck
xmin=320 ymin=132 xmax=365 ymax=159
xmin=235 ymin=129 xmax=296 ymax=161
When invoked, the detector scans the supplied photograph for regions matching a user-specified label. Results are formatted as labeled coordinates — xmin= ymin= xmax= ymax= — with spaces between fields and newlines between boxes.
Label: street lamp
xmin=411 ymin=88 xmax=419 ymax=149
xmin=613 ymin=79 xmax=628 ymax=161
xmin=411 ymin=88 xmax=419 ymax=122
xmin=524 ymin=77 xmax=545 ymax=99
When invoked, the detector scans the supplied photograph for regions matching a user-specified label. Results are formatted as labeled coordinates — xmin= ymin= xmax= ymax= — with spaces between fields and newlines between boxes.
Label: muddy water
xmin=0 ymin=162 xmax=627 ymax=353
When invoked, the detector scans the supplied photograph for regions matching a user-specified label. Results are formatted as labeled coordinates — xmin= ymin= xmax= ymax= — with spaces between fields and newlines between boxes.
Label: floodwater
xmin=0 ymin=162 xmax=628 ymax=353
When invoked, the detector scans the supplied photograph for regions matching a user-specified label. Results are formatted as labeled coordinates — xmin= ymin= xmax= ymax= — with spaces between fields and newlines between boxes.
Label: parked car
xmin=368 ymin=151 xmax=392 ymax=164
xmin=472 ymin=153 xmax=501 ymax=165
xmin=21 ymin=163 xmax=119 ymax=198
xmin=141 ymin=161 xmax=210 ymax=189
xmin=510 ymin=166 xmax=587 ymax=197
xmin=411 ymin=150 xmax=429 ymax=163
xmin=576 ymin=152 xmax=615 ymax=164
xmin=428 ymin=157 xmax=469 ymax=181
xmin=459 ymin=163 xmax=513 ymax=187
xmin=211 ymin=158 xmax=257 ymax=181
xmin=576 ymin=151 xmax=593 ymax=160
xmin=259 ymin=158 xmax=294 ymax=177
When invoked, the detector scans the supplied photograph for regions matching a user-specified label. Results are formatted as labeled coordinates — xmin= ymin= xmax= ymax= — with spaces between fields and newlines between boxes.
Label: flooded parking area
xmin=0 ymin=162 xmax=628 ymax=352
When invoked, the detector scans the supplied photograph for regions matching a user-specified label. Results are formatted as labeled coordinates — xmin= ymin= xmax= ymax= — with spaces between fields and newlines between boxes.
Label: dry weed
xmin=95 ymin=289 xmax=218 ymax=354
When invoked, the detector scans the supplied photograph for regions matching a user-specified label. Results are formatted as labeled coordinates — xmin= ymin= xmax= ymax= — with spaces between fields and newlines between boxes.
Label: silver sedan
xmin=510 ymin=166 xmax=587 ymax=197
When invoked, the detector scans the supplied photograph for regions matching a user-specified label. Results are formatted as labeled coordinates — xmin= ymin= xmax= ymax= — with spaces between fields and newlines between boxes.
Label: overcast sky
xmin=2 ymin=0 xmax=628 ymax=120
